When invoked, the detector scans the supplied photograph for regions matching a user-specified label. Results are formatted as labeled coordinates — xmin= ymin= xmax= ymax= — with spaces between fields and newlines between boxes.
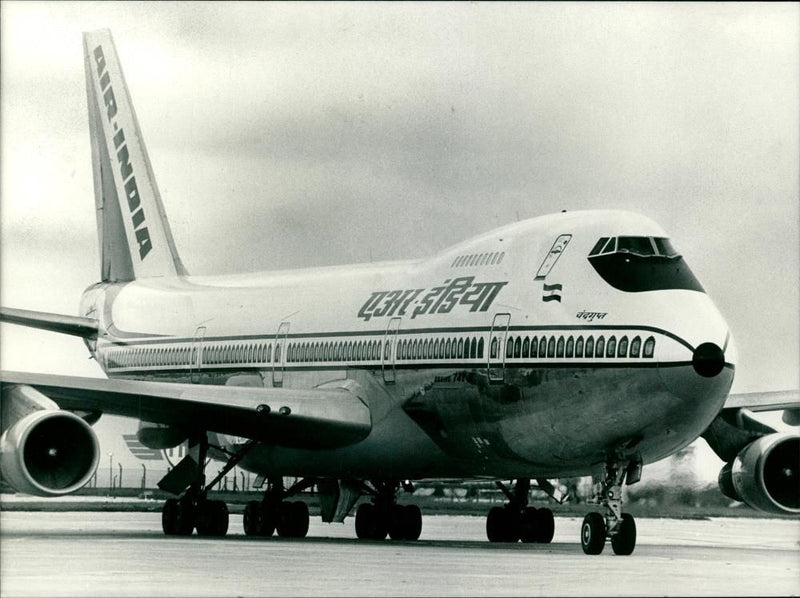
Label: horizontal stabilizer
xmin=0 ymin=371 xmax=372 ymax=449
xmin=0 ymin=307 xmax=98 ymax=339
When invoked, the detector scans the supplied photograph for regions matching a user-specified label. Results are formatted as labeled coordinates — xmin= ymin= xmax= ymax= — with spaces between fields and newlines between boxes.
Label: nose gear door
xmin=488 ymin=313 xmax=510 ymax=382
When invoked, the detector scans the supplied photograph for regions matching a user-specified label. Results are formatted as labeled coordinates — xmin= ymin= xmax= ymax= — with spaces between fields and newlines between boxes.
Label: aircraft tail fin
xmin=83 ymin=29 xmax=187 ymax=281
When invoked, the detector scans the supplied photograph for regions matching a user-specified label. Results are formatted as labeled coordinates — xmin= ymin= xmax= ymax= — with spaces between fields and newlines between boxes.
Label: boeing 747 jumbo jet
xmin=1 ymin=30 xmax=798 ymax=555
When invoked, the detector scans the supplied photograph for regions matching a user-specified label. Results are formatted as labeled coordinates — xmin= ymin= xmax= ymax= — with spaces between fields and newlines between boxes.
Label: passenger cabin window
xmin=595 ymin=337 xmax=605 ymax=358
xmin=588 ymin=235 xmax=704 ymax=293
xmin=643 ymin=336 xmax=655 ymax=358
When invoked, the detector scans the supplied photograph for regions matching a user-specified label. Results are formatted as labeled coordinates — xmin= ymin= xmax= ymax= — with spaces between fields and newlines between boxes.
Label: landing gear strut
xmin=354 ymin=481 xmax=422 ymax=541
xmin=485 ymin=479 xmax=555 ymax=544
xmin=581 ymin=458 xmax=637 ymax=555
xmin=161 ymin=435 xmax=255 ymax=537
xmin=243 ymin=477 xmax=314 ymax=538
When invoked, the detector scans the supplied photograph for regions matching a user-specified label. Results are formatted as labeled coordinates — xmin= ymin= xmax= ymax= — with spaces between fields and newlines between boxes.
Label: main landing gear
xmin=354 ymin=481 xmax=423 ymax=541
xmin=161 ymin=436 xmax=255 ymax=537
xmin=243 ymin=477 xmax=314 ymax=538
xmin=485 ymin=479 xmax=555 ymax=544
xmin=581 ymin=458 xmax=638 ymax=556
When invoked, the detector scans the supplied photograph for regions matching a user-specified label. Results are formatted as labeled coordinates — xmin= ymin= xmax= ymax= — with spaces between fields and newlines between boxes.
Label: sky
xmin=1 ymin=2 xmax=798 ymax=482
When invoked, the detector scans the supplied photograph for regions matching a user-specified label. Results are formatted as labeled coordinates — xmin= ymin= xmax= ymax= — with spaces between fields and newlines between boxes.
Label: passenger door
xmin=488 ymin=313 xmax=510 ymax=382
xmin=273 ymin=321 xmax=290 ymax=387
xmin=382 ymin=317 xmax=401 ymax=384
xmin=190 ymin=326 xmax=206 ymax=383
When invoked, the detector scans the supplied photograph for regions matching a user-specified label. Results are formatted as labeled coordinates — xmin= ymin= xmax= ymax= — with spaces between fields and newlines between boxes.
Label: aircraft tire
xmin=581 ymin=512 xmax=606 ymax=555
xmin=355 ymin=503 xmax=374 ymax=539
xmin=611 ymin=513 xmax=636 ymax=556
xmin=520 ymin=507 xmax=539 ymax=543
xmin=174 ymin=499 xmax=196 ymax=536
xmin=162 ymin=498 xmax=179 ymax=535
xmin=403 ymin=505 xmax=422 ymax=541
xmin=211 ymin=500 xmax=229 ymax=536
xmin=243 ymin=501 xmax=262 ymax=536
xmin=291 ymin=501 xmax=309 ymax=538
xmin=486 ymin=506 xmax=518 ymax=542
xmin=535 ymin=507 xmax=555 ymax=543
xmin=355 ymin=503 xmax=388 ymax=540
xmin=276 ymin=501 xmax=309 ymax=538
xmin=259 ymin=502 xmax=277 ymax=537
xmin=388 ymin=505 xmax=406 ymax=540
xmin=196 ymin=500 xmax=228 ymax=537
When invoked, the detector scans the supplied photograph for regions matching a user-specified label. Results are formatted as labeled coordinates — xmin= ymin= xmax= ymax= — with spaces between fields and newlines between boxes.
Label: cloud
xmin=1 ymin=2 xmax=797 ymax=391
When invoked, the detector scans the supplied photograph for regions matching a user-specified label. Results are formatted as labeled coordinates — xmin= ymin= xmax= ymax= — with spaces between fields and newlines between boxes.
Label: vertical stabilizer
xmin=83 ymin=29 xmax=186 ymax=281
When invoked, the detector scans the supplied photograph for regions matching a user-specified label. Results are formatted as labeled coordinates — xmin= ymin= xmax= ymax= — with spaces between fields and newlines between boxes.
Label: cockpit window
xmin=617 ymin=236 xmax=656 ymax=256
xmin=653 ymin=237 xmax=678 ymax=257
xmin=588 ymin=236 xmax=704 ymax=293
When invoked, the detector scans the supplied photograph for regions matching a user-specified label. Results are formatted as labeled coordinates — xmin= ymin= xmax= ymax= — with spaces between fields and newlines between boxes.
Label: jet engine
xmin=718 ymin=432 xmax=800 ymax=515
xmin=0 ymin=386 xmax=99 ymax=497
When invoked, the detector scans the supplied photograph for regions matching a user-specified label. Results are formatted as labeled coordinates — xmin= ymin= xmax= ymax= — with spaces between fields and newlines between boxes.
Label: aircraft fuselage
xmin=80 ymin=209 xmax=736 ymax=481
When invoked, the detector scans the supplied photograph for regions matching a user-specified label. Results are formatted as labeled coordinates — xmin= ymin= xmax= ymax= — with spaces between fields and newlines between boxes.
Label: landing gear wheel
xmin=486 ymin=506 xmax=519 ymax=543
xmin=195 ymin=500 xmax=227 ymax=536
xmin=243 ymin=501 xmax=263 ymax=536
xmin=387 ymin=504 xmax=422 ymax=541
xmin=611 ymin=513 xmax=636 ymax=555
xmin=355 ymin=502 xmax=388 ymax=540
xmin=403 ymin=505 xmax=422 ymax=541
xmin=581 ymin=512 xmax=606 ymax=555
xmin=355 ymin=503 xmax=374 ymax=540
xmin=173 ymin=499 xmax=196 ymax=536
xmin=276 ymin=501 xmax=309 ymax=538
xmin=388 ymin=505 xmax=407 ymax=541
xmin=535 ymin=507 xmax=555 ymax=543
xmin=162 ymin=498 xmax=179 ymax=535
xmin=520 ymin=507 xmax=539 ymax=543
xmin=196 ymin=500 xmax=228 ymax=536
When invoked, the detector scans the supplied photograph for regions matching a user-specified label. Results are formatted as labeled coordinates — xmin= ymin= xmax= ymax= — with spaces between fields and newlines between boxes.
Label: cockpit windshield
xmin=588 ymin=236 xmax=704 ymax=293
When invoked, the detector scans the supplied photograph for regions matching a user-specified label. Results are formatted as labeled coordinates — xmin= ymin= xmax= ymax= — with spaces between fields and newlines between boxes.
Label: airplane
xmin=1 ymin=29 xmax=798 ymax=556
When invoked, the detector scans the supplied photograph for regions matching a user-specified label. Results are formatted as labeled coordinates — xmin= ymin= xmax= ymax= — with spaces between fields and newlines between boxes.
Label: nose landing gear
xmin=581 ymin=458 xmax=638 ymax=555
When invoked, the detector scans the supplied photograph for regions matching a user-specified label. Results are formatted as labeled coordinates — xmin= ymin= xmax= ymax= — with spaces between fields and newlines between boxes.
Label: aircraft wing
xmin=722 ymin=389 xmax=800 ymax=428
xmin=723 ymin=390 xmax=799 ymax=412
xmin=0 ymin=370 xmax=371 ymax=449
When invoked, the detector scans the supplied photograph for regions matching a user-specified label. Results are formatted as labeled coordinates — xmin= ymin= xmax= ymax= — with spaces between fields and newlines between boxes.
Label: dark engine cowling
xmin=0 ymin=409 xmax=100 ymax=496
xmin=718 ymin=433 xmax=800 ymax=515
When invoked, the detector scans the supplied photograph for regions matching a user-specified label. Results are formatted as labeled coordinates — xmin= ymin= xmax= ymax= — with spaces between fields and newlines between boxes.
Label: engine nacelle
xmin=0 ymin=409 xmax=100 ymax=496
xmin=718 ymin=432 xmax=800 ymax=515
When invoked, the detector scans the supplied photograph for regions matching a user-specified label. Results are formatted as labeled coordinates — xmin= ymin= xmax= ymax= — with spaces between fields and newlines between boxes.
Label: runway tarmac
xmin=1 ymin=511 xmax=798 ymax=597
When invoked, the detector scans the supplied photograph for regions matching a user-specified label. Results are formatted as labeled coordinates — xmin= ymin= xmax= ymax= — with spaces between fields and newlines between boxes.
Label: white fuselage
xmin=80 ymin=210 xmax=736 ymax=480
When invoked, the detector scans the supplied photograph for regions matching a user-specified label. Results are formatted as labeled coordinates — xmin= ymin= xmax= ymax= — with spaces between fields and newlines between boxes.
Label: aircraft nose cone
xmin=692 ymin=342 xmax=725 ymax=378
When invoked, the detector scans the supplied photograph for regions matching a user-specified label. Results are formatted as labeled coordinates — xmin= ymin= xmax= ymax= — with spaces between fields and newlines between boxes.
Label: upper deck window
xmin=588 ymin=235 xmax=704 ymax=293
